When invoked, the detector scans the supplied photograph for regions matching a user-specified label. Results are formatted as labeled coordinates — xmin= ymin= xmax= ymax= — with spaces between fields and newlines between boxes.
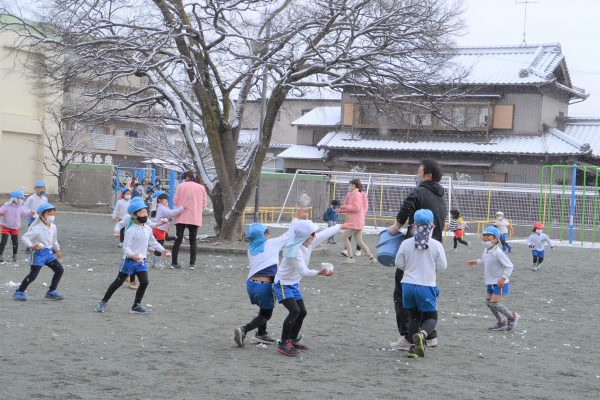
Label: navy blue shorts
xmin=401 ymin=283 xmax=439 ymax=312
xmin=119 ymin=258 xmax=148 ymax=275
xmin=532 ymin=250 xmax=545 ymax=258
xmin=31 ymin=248 xmax=57 ymax=267
xmin=246 ymin=278 xmax=275 ymax=309
xmin=273 ymin=281 xmax=303 ymax=302
xmin=486 ymin=283 xmax=510 ymax=296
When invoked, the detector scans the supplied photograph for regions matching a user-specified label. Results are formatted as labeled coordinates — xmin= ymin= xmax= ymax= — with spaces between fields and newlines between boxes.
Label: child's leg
xmin=17 ymin=265 xmax=42 ymax=292
xmin=289 ymin=299 xmax=307 ymax=341
xmin=11 ymin=234 xmax=19 ymax=256
xmin=101 ymin=272 xmax=129 ymax=303
xmin=419 ymin=311 xmax=438 ymax=337
xmin=407 ymin=308 xmax=421 ymax=341
xmin=353 ymin=230 xmax=374 ymax=259
xmin=532 ymin=255 xmax=539 ymax=269
xmin=133 ymin=271 xmax=149 ymax=306
xmin=0 ymin=233 xmax=8 ymax=256
xmin=457 ymin=238 xmax=469 ymax=247
xmin=280 ymin=298 xmax=301 ymax=342
xmin=244 ymin=308 xmax=274 ymax=335
xmin=119 ymin=227 xmax=125 ymax=243
xmin=129 ymin=274 xmax=137 ymax=284
xmin=453 ymin=236 xmax=458 ymax=249
xmin=393 ymin=269 xmax=410 ymax=339
xmin=488 ymin=295 xmax=512 ymax=319
xmin=486 ymin=298 xmax=503 ymax=322
xmin=46 ymin=260 xmax=64 ymax=291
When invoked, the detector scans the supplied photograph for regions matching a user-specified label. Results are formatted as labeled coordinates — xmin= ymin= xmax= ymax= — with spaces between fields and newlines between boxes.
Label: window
xmin=492 ymin=105 xmax=514 ymax=130
xmin=343 ymin=103 xmax=355 ymax=126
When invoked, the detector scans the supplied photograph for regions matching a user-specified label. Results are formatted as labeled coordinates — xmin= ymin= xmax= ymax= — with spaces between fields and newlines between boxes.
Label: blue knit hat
xmin=414 ymin=209 xmax=434 ymax=225
xmin=10 ymin=190 xmax=25 ymax=199
xmin=127 ymin=197 xmax=147 ymax=215
xmin=37 ymin=202 xmax=56 ymax=215
xmin=482 ymin=226 xmax=501 ymax=237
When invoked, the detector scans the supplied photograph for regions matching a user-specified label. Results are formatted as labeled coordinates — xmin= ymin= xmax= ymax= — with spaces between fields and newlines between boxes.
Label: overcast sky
xmin=459 ymin=0 xmax=599 ymax=116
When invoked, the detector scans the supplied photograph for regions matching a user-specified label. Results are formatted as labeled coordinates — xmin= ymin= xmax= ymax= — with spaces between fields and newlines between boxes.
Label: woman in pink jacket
xmin=171 ymin=171 xmax=207 ymax=269
xmin=338 ymin=179 xmax=375 ymax=263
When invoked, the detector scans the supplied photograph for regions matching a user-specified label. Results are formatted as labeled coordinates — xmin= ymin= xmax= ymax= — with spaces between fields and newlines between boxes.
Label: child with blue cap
xmin=149 ymin=191 xmax=182 ymax=268
xmin=15 ymin=203 xmax=64 ymax=301
xmin=394 ymin=209 xmax=447 ymax=359
xmin=24 ymin=181 xmax=48 ymax=225
xmin=466 ymin=226 xmax=520 ymax=331
xmin=0 ymin=191 xmax=34 ymax=263
xmin=113 ymin=187 xmax=133 ymax=248
xmin=233 ymin=223 xmax=294 ymax=347
xmin=96 ymin=197 xmax=170 ymax=314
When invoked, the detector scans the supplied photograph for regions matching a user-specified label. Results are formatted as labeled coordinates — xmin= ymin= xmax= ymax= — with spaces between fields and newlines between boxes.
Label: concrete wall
xmin=541 ymin=92 xmax=570 ymax=128
xmin=63 ymin=164 xmax=114 ymax=207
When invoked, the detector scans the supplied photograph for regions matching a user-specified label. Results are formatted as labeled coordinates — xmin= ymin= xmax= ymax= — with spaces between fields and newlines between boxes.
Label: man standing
xmin=171 ymin=171 xmax=207 ymax=270
xmin=388 ymin=160 xmax=447 ymax=350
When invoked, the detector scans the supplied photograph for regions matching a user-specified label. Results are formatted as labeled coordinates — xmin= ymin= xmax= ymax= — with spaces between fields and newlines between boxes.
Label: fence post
xmin=168 ymin=170 xmax=177 ymax=208
xmin=277 ymin=170 xmax=299 ymax=223
xmin=569 ymin=164 xmax=577 ymax=244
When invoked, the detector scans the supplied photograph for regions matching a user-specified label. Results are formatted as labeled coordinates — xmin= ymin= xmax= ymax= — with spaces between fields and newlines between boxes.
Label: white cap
xmin=496 ymin=211 xmax=504 ymax=216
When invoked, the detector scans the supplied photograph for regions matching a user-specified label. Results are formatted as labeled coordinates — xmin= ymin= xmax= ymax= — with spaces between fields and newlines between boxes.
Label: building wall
xmin=496 ymin=93 xmax=542 ymax=133
xmin=243 ymin=99 xmax=340 ymax=145
xmin=540 ymin=92 xmax=570 ymax=128
xmin=0 ymin=30 xmax=58 ymax=194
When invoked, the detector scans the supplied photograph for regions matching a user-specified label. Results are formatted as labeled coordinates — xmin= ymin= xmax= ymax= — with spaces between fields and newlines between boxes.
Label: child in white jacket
xmin=527 ymin=222 xmax=554 ymax=271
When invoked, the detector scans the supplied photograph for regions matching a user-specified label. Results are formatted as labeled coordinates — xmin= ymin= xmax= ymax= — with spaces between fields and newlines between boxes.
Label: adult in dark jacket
xmin=388 ymin=159 xmax=447 ymax=350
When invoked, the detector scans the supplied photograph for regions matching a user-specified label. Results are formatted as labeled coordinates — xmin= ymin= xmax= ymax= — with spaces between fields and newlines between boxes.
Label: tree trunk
xmin=57 ymin=167 xmax=67 ymax=202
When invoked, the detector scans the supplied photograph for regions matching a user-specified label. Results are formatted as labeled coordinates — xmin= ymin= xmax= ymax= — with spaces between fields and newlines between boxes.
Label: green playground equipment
xmin=540 ymin=164 xmax=600 ymax=245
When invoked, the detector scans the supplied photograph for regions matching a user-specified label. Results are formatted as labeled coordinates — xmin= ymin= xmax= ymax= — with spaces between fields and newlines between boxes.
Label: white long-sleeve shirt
xmin=24 ymin=193 xmax=48 ymax=219
xmin=476 ymin=245 xmax=514 ymax=285
xmin=21 ymin=222 xmax=60 ymax=251
xmin=114 ymin=215 xmax=160 ymax=233
xmin=527 ymin=233 xmax=553 ymax=251
xmin=123 ymin=223 xmax=165 ymax=259
xmin=112 ymin=199 xmax=130 ymax=220
xmin=275 ymin=225 xmax=340 ymax=285
xmin=247 ymin=229 xmax=294 ymax=278
xmin=395 ymin=237 xmax=447 ymax=287
xmin=152 ymin=204 xmax=183 ymax=233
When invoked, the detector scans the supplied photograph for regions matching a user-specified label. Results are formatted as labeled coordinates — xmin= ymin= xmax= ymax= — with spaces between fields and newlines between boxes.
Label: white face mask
xmin=45 ymin=216 xmax=55 ymax=224
xmin=124 ymin=194 xmax=132 ymax=200
xmin=482 ymin=240 xmax=494 ymax=249
xmin=535 ymin=229 xmax=542 ymax=234
xmin=496 ymin=216 xmax=503 ymax=220
xmin=415 ymin=175 xmax=422 ymax=186
xmin=17 ymin=199 xmax=24 ymax=205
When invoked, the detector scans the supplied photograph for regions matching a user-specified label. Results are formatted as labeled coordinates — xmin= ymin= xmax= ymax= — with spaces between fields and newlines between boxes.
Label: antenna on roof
xmin=516 ymin=0 xmax=539 ymax=47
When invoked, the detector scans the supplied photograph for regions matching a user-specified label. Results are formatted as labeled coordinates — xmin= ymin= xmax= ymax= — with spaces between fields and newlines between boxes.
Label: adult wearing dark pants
xmin=388 ymin=159 xmax=447 ymax=350
xmin=171 ymin=171 xmax=206 ymax=269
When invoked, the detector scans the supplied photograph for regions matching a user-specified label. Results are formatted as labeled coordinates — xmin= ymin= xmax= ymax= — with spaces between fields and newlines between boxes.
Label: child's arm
xmin=526 ymin=234 xmax=534 ymax=247
xmin=436 ymin=243 xmax=448 ymax=272
xmin=112 ymin=201 xmax=121 ymax=220
xmin=310 ymin=224 xmax=342 ymax=249
xmin=52 ymin=226 xmax=62 ymax=260
xmin=496 ymin=251 xmax=514 ymax=287
xmin=287 ymin=258 xmax=320 ymax=278
xmin=465 ymin=257 xmax=482 ymax=267
xmin=544 ymin=234 xmax=554 ymax=248
xmin=265 ymin=228 xmax=295 ymax=250
xmin=394 ymin=242 xmax=406 ymax=270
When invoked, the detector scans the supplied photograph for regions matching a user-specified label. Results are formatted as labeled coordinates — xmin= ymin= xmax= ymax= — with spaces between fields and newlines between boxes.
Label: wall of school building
xmin=0 ymin=30 xmax=58 ymax=195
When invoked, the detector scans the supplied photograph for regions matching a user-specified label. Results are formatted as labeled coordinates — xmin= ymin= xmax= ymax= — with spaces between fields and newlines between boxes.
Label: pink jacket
xmin=173 ymin=181 xmax=207 ymax=227
xmin=339 ymin=190 xmax=369 ymax=229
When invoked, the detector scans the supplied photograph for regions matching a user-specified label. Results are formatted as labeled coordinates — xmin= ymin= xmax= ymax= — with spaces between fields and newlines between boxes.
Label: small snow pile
xmin=4 ymin=281 xmax=20 ymax=288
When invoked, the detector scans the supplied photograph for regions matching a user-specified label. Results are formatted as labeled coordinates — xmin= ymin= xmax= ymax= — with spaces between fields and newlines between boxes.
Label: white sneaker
xmin=426 ymin=337 xmax=438 ymax=347
xmin=344 ymin=257 xmax=355 ymax=264
xmin=355 ymin=250 xmax=362 ymax=257
xmin=390 ymin=336 xmax=411 ymax=351
xmin=341 ymin=249 xmax=349 ymax=257
xmin=452 ymin=248 xmax=458 ymax=253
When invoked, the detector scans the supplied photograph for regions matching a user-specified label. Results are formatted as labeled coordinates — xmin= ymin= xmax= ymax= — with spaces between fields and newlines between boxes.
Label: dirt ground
xmin=0 ymin=212 xmax=598 ymax=400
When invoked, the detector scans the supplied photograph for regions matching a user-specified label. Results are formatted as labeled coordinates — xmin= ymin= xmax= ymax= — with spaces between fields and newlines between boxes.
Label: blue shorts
xmin=119 ymin=258 xmax=148 ymax=275
xmin=246 ymin=278 xmax=275 ymax=310
xmin=499 ymin=233 xmax=508 ymax=242
xmin=401 ymin=283 xmax=439 ymax=312
xmin=486 ymin=283 xmax=510 ymax=296
xmin=31 ymin=248 xmax=57 ymax=267
xmin=273 ymin=282 xmax=303 ymax=303
xmin=532 ymin=250 xmax=545 ymax=258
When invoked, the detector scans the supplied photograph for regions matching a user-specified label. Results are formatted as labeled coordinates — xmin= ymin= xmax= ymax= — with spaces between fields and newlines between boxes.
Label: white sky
xmin=459 ymin=0 xmax=600 ymax=116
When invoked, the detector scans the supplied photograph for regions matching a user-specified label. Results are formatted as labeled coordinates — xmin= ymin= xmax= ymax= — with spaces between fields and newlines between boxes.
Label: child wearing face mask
xmin=527 ymin=222 xmax=554 ymax=271
xmin=466 ymin=226 xmax=519 ymax=332
xmin=15 ymin=203 xmax=65 ymax=301
xmin=96 ymin=197 xmax=170 ymax=314
xmin=113 ymin=187 xmax=133 ymax=247
xmin=494 ymin=211 xmax=514 ymax=254
xmin=0 ymin=191 xmax=35 ymax=263
xmin=24 ymin=181 xmax=48 ymax=225
xmin=149 ymin=191 xmax=182 ymax=268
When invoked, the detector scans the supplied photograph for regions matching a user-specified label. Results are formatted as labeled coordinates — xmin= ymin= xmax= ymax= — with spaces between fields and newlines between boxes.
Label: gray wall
xmin=64 ymin=164 xmax=114 ymax=207
xmin=497 ymin=93 xmax=542 ymax=133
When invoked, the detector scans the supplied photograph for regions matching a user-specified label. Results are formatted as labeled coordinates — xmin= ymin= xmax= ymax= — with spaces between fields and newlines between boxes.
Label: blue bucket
xmin=376 ymin=230 xmax=405 ymax=267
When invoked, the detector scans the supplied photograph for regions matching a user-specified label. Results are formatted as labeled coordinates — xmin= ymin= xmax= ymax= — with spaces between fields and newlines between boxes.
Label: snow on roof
xmin=562 ymin=118 xmax=600 ymax=157
xmin=317 ymin=130 xmax=590 ymax=156
xmin=277 ymin=145 xmax=327 ymax=160
xmin=292 ymin=106 xmax=341 ymax=127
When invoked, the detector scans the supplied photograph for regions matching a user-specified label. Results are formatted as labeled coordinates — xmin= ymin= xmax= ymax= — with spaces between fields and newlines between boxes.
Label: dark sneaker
xmin=234 ymin=326 xmax=246 ymax=347
xmin=170 ymin=264 xmax=181 ymax=269
xmin=45 ymin=290 xmax=64 ymax=300
xmin=12 ymin=254 xmax=18 ymax=262
xmin=254 ymin=333 xmax=276 ymax=345
xmin=131 ymin=304 xmax=150 ymax=314
xmin=277 ymin=339 xmax=299 ymax=357
xmin=488 ymin=321 xmax=508 ymax=331
xmin=412 ymin=332 xmax=425 ymax=358
xmin=506 ymin=312 xmax=520 ymax=331
xmin=291 ymin=340 xmax=309 ymax=351
xmin=14 ymin=291 xmax=27 ymax=301
xmin=189 ymin=265 xmax=196 ymax=270
xmin=95 ymin=301 xmax=107 ymax=313
xmin=407 ymin=344 xmax=420 ymax=358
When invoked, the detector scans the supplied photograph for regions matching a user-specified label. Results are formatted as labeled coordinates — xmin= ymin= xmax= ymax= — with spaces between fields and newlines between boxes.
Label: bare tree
xmin=1 ymin=0 xmax=464 ymax=239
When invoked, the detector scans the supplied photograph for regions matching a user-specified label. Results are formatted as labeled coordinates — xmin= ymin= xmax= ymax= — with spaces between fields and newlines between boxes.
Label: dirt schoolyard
xmin=0 ymin=212 xmax=598 ymax=399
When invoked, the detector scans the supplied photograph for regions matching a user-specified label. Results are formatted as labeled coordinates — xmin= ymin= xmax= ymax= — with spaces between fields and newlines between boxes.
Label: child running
xmin=14 ymin=203 xmax=65 ymax=301
xmin=274 ymin=219 xmax=338 ymax=357
xmin=113 ymin=187 xmax=132 ymax=248
xmin=233 ymin=223 xmax=293 ymax=347
xmin=494 ymin=211 xmax=514 ymax=254
xmin=149 ymin=191 xmax=182 ymax=268
xmin=527 ymin=222 xmax=554 ymax=271
xmin=447 ymin=208 xmax=470 ymax=253
xmin=96 ymin=197 xmax=170 ymax=314
xmin=24 ymin=181 xmax=48 ymax=225
xmin=0 ymin=191 xmax=34 ymax=263
xmin=323 ymin=199 xmax=340 ymax=244
xmin=466 ymin=226 xmax=519 ymax=331
xmin=395 ymin=209 xmax=447 ymax=358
